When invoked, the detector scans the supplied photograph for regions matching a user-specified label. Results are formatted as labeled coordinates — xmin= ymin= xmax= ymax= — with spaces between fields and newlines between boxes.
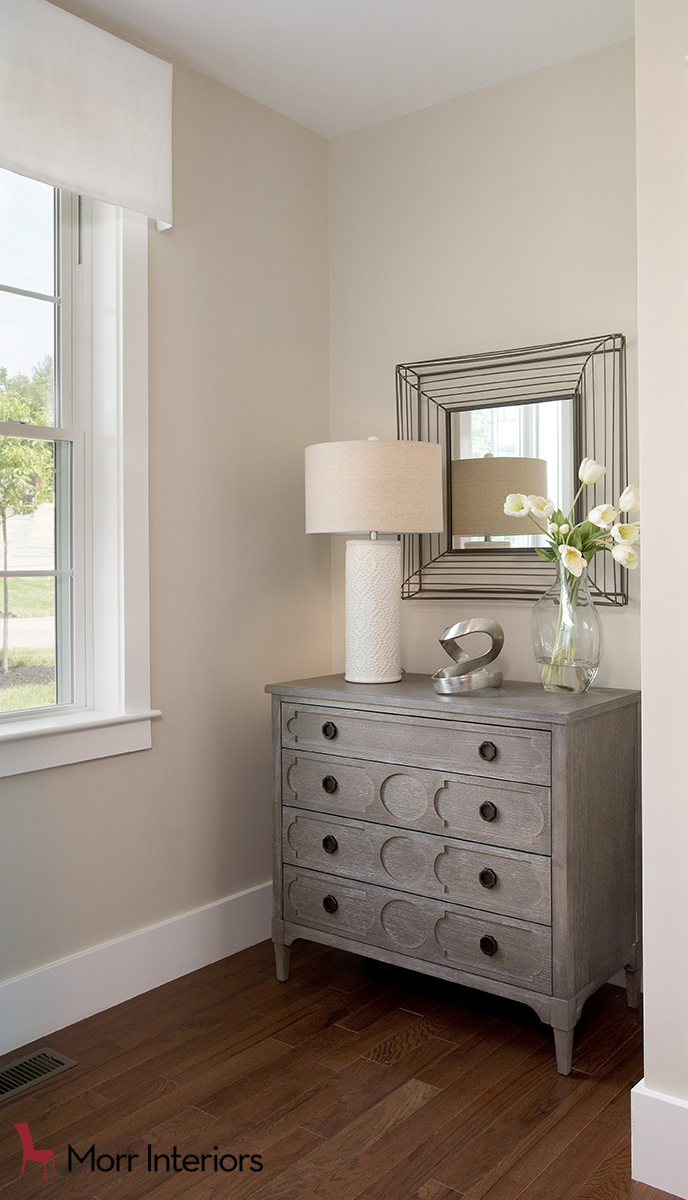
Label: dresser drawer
xmin=283 ymin=865 xmax=552 ymax=994
xmin=282 ymin=704 xmax=551 ymax=785
xmin=282 ymin=750 xmax=551 ymax=854
xmin=283 ymin=808 xmax=551 ymax=923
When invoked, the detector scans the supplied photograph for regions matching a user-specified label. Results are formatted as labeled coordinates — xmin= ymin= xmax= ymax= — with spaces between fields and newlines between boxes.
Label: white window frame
xmin=0 ymin=195 xmax=159 ymax=777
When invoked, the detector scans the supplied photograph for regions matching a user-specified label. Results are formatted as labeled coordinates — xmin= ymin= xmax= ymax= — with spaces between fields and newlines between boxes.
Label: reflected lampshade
xmin=452 ymin=455 xmax=548 ymax=536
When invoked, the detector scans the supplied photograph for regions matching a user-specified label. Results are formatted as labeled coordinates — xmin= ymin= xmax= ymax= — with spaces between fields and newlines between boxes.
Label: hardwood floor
xmin=0 ymin=939 xmax=676 ymax=1199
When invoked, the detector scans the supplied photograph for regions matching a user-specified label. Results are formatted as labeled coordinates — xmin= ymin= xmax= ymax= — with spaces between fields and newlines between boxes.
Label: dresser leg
xmin=625 ymin=965 xmax=642 ymax=1009
xmin=553 ymin=1027 xmax=574 ymax=1075
xmin=274 ymin=942 xmax=291 ymax=982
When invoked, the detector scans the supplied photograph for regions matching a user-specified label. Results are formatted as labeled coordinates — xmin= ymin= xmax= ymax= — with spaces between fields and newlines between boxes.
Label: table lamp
xmin=305 ymin=438 xmax=443 ymax=683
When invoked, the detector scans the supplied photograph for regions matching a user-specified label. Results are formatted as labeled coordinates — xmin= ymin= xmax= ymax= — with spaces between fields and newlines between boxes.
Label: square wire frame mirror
xmin=396 ymin=334 xmax=628 ymax=605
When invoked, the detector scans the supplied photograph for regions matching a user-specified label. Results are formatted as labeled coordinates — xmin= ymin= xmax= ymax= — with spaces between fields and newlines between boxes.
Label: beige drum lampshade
xmin=305 ymin=439 xmax=444 ymax=534
xmin=452 ymin=455 xmax=548 ymax=536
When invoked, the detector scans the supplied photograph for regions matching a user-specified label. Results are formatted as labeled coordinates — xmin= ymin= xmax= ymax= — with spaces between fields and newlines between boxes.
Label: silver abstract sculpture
xmin=432 ymin=617 xmax=504 ymax=694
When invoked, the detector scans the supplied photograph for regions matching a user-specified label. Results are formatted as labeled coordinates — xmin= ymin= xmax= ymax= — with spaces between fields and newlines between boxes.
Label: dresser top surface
xmin=266 ymin=674 xmax=639 ymax=725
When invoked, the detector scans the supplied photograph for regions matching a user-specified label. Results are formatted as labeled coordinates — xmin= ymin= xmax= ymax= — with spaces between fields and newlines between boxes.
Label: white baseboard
xmin=0 ymin=881 xmax=272 ymax=1057
xmin=632 ymin=1079 xmax=688 ymax=1199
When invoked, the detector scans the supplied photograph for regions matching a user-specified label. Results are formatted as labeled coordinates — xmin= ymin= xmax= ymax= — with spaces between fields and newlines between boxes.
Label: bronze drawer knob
xmin=323 ymin=894 xmax=338 ymax=914
xmin=479 ymin=741 xmax=497 ymax=762
xmin=322 ymin=775 xmax=338 ymax=794
xmin=322 ymin=835 xmax=338 ymax=854
xmin=479 ymin=800 xmax=497 ymax=822
xmin=322 ymin=721 xmax=338 ymax=740
xmin=480 ymin=935 xmax=498 ymax=956
xmin=479 ymin=868 xmax=497 ymax=889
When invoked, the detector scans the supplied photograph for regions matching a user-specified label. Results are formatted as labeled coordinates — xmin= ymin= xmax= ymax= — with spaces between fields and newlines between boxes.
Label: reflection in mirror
xmin=450 ymin=398 xmax=574 ymax=549
xmin=396 ymin=335 xmax=628 ymax=604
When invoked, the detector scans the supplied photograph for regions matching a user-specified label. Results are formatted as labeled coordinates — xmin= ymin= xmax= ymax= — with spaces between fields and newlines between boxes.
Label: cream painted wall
xmin=635 ymin=0 xmax=688 ymax=1102
xmin=0 ymin=64 xmax=331 ymax=981
xmin=329 ymin=40 xmax=639 ymax=688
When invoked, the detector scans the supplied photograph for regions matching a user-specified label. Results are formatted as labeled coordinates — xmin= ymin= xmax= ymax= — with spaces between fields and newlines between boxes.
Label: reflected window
xmin=451 ymin=399 xmax=574 ymax=549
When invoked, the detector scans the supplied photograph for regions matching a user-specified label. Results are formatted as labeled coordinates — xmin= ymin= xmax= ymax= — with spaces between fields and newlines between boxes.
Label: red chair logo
xmin=14 ymin=1122 xmax=55 ymax=1181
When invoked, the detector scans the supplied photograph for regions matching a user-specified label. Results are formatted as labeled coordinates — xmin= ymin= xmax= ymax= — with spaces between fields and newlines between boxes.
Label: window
xmin=0 ymin=168 xmax=157 ymax=777
xmin=0 ymin=168 xmax=74 ymax=714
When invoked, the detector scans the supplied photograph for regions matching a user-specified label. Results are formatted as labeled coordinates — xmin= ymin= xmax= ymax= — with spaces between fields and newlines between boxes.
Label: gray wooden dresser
xmin=265 ymin=674 xmax=641 ymax=1074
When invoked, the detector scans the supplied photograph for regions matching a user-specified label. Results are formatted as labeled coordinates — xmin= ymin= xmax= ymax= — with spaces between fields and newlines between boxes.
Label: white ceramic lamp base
xmin=345 ymin=539 xmax=402 ymax=684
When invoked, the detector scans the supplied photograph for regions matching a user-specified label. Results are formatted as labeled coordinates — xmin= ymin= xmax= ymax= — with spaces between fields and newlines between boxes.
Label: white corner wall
xmin=329 ymin=40 xmax=639 ymax=687
xmin=631 ymin=0 xmax=688 ymax=1194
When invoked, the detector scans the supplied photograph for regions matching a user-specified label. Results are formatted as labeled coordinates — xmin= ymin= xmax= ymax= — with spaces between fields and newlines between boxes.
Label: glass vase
xmin=531 ymin=563 xmax=603 ymax=694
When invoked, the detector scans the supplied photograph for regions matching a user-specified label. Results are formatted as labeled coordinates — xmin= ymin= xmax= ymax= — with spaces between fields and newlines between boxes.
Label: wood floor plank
xmin=499 ymin=1070 xmax=641 ymax=1200
xmin=462 ymin=1040 xmax=643 ymax=1200
xmin=180 ymin=977 xmax=338 ymax=1031
xmin=408 ymin=1036 xmax=588 ymax=1195
xmin=336 ymin=987 xmax=420 ymax=1033
xmin=268 ymin=981 xmax=392 ymax=1046
xmin=317 ymin=1008 xmax=424 ymax=1070
xmin=572 ymin=1004 xmax=643 ymax=1076
xmin=414 ymin=1020 xmax=539 ymax=1090
xmin=48 ymin=1106 xmax=220 ymax=1200
xmin=238 ymin=1077 xmax=440 ymax=1200
xmin=0 ymin=1171 xmax=99 ymax=1200
xmin=409 ymin=1183 xmax=465 ymax=1200
xmin=432 ymin=1058 xmax=592 ymax=1193
xmin=125 ymin=1010 xmax=295 ymax=1080
xmin=193 ymin=1042 xmax=336 ymax=1121
xmin=86 ymin=1014 xmax=273 ymax=1099
xmin=159 ymin=1126 xmax=325 ymax=1200
xmin=105 ymin=1035 xmax=287 ymax=1104
xmin=363 ymin=1016 xmax=448 ymax=1067
xmin=290 ymin=1028 xmax=550 ymax=1200
xmin=627 ymin=1184 xmax=683 ymax=1199
xmin=571 ymin=1133 xmax=632 ymax=1199
xmin=295 ymin=1038 xmax=455 ymax=1141
xmin=416 ymin=1003 xmax=502 ymax=1046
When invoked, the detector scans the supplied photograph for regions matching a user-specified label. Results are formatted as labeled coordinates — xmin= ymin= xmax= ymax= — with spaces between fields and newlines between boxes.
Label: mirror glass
xmin=449 ymin=397 xmax=574 ymax=550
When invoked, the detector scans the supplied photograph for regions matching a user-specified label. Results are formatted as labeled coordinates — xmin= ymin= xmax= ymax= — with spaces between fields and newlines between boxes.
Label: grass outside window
xmin=1 ymin=579 xmax=56 ymax=711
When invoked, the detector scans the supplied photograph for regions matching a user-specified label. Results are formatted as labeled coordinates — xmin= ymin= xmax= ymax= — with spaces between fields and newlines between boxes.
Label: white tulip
xmin=559 ymin=524 xmax=570 ymax=535
xmin=588 ymin=504 xmax=617 ymax=529
xmin=527 ymin=496 xmax=555 ymax=519
xmin=548 ymin=522 xmax=559 ymax=535
xmin=579 ymin=457 xmax=606 ymax=485
xmin=611 ymin=544 xmax=639 ymax=570
xmin=559 ymin=545 xmax=585 ymax=577
xmin=612 ymin=523 xmax=640 ymax=545
xmin=504 ymin=493 xmax=530 ymax=516
xmin=618 ymin=484 xmax=640 ymax=513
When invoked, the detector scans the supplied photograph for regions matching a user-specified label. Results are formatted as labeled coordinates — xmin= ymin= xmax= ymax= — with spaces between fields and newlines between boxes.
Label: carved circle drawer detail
xmin=380 ymin=836 xmax=428 ymax=885
xmin=380 ymin=774 xmax=428 ymax=821
xmin=381 ymin=900 xmax=430 ymax=948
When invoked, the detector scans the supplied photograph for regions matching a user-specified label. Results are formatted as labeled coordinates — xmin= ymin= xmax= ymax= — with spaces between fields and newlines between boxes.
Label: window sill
xmin=0 ymin=709 xmax=162 ymax=778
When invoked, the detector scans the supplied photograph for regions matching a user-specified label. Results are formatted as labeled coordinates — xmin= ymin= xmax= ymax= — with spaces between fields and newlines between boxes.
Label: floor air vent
xmin=0 ymin=1049 xmax=77 ymax=1101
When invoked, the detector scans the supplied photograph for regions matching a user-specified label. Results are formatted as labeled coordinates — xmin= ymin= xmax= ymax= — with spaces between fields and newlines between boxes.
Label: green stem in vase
xmin=539 ymin=565 xmax=581 ymax=688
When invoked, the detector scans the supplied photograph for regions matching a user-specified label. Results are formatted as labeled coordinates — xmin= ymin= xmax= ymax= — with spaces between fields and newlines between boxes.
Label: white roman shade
xmin=0 ymin=0 xmax=173 ymax=225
